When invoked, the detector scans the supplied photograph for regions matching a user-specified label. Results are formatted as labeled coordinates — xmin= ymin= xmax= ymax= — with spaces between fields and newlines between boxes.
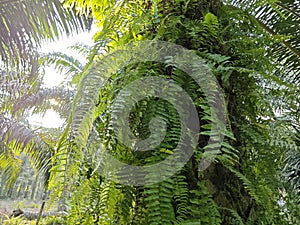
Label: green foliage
xmin=44 ymin=0 xmax=299 ymax=224
xmin=0 ymin=0 xmax=91 ymax=67
xmin=1 ymin=0 xmax=299 ymax=225
xmin=42 ymin=216 xmax=67 ymax=225
xmin=0 ymin=1 xmax=88 ymax=196
xmin=2 ymin=216 xmax=35 ymax=225
xmin=226 ymin=0 xmax=300 ymax=82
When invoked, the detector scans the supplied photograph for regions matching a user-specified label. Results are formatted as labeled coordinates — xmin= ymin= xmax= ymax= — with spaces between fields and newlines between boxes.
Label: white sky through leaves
xmin=27 ymin=29 xmax=95 ymax=128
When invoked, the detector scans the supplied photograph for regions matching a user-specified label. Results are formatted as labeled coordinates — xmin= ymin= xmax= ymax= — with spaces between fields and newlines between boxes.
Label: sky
xmin=27 ymin=28 xmax=96 ymax=128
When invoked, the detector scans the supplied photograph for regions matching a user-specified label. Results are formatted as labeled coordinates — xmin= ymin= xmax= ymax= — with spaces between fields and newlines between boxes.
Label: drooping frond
xmin=42 ymin=52 xmax=84 ymax=77
xmin=284 ymin=147 xmax=300 ymax=194
xmin=0 ymin=115 xmax=52 ymax=186
xmin=0 ymin=68 xmax=41 ymax=114
xmin=12 ymin=87 xmax=74 ymax=119
xmin=226 ymin=0 xmax=300 ymax=82
xmin=0 ymin=0 xmax=92 ymax=66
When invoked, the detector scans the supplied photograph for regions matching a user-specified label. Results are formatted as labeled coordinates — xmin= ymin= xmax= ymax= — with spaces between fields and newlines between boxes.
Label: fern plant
xmin=40 ymin=0 xmax=300 ymax=225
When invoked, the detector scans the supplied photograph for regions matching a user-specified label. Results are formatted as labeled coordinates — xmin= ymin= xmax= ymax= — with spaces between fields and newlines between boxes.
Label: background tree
xmin=0 ymin=0 xmax=90 ymax=200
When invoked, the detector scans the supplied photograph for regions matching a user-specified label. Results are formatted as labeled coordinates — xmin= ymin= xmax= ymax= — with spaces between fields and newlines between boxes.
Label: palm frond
xmin=283 ymin=149 xmax=300 ymax=194
xmin=227 ymin=0 xmax=300 ymax=82
xmin=12 ymin=87 xmax=74 ymax=119
xmin=0 ymin=0 xmax=92 ymax=66
xmin=0 ymin=115 xmax=53 ymax=187
xmin=42 ymin=52 xmax=84 ymax=76
xmin=0 ymin=68 xmax=41 ymax=115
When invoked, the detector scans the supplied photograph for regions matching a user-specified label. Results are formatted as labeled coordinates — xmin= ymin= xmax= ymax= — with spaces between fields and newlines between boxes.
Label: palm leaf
xmin=0 ymin=114 xmax=53 ymax=187
xmin=0 ymin=0 xmax=92 ymax=66
xmin=12 ymin=87 xmax=74 ymax=119
xmin=284 ymin=149 xmax=300 ymax=193
xmin=227 ymin=0 xmax=300 ymax=82
xmin=42 ymin=51 xmax=84 ymax=76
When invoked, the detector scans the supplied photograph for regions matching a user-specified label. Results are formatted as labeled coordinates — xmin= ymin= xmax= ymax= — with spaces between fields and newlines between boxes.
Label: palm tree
xmin=0 ymin=0 xmax=90 ymax=197
xmin=0 ymin=67 xmax=72 ymax=196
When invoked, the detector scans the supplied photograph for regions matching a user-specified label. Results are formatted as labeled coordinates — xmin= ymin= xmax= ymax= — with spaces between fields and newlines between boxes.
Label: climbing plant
xmin=0 ymin=0 xmax=298 ymax=224
xmin=44 ymin=0 xmax=300 ymax=224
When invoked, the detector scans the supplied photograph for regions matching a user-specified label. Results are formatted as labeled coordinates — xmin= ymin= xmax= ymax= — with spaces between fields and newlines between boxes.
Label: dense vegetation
xmin=0 ymin=0 xmax=299 ymax=224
